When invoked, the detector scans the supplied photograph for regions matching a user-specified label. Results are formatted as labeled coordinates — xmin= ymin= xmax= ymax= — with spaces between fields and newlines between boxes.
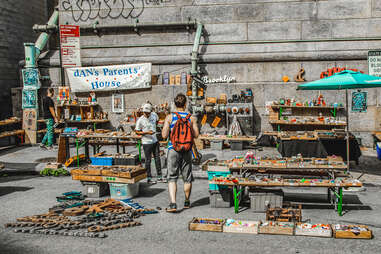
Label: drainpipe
xmin=34 ymin=9 xmax=59 ymax=59
xmin=190 ymin=22 xmax=204 ymax=113
xmin=32 ymin=20 xmax=197 ymax=33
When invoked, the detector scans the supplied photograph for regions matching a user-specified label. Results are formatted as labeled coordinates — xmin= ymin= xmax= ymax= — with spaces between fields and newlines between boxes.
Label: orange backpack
xmin=170 ymin=112 xmax=193 ymax=152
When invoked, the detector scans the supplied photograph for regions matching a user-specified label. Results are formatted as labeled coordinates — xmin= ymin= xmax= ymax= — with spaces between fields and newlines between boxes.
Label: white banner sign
xmin=60 ymin=25 xmax=81 ymax=67
xmin=66 ymin=63 xmax=152 ymax=92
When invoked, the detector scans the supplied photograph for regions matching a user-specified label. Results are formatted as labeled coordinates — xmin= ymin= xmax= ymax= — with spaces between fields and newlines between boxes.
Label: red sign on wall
xmin=320 ymin=67 xmax=364 ymax=79
xmin=60 ymin=25 xmax=81 ymax=67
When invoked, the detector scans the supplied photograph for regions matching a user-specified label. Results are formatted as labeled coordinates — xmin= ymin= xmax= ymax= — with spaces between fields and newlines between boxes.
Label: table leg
xmin=116 ymin=138 xmax=120 ymax=153
xmin=76 ymin=139 xmax=80 ymax=168
xmin=65 ymin=136 xmax=70 ymax=160
xmin=233 ymin=186 xmax=238 ymax=214
xmin=338 ymin=187 xmax=343 ymax=216
xmin=85 ymin=138 xmax=89 ymax=162
xmin=122 ymin=145 xmax=126 ymax=154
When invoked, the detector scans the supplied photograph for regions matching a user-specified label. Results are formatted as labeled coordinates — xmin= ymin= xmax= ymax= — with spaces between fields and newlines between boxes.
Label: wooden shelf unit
xmin=56 ymin=104 xmax=99 ymax=121
xmin=269 ymin=103 xmax=346 ymax=132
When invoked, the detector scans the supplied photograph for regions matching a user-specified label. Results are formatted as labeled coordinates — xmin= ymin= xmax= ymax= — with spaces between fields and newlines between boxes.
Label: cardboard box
xmin=189 ymin=217 xmax=225 ymax=232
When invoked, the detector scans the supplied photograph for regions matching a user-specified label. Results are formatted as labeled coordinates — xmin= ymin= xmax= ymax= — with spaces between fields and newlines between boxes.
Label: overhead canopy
xmin=297 ymin=70 xmax=381 ymax=90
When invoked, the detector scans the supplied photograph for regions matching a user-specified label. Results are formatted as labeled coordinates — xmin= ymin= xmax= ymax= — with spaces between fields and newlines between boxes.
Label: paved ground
xmin=0 ymin=144 xmax=380 ymax=254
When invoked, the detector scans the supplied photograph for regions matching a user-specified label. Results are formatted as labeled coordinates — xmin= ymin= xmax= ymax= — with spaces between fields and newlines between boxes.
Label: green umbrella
xmin=297 ymin=70 xmax=381 ymax=90
xmin=297 ymin=70 xmax=381 ymax=171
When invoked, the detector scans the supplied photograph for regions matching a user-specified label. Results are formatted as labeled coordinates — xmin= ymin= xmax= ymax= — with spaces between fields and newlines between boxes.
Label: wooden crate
xmin=223 ymin=219 xmax=260 ymax=234
xmin=72 ymin=172 xmax=147 ymax=184
xmin=295 ymin=223 xmax=332 ymax=238
xmin=188 ymin=217 xmax=225 ymax=232
xmin=333 ymin=224 xmax=372 ymax=239
xmin=101 ymin=170 xmax=120 ymax=177
xmin=259 ymin=222 xmax=294 ymax=235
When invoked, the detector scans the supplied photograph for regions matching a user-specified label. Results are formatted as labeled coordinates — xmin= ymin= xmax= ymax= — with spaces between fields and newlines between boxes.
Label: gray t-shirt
xmin=135 ymin=112 xmax=159 ymax=144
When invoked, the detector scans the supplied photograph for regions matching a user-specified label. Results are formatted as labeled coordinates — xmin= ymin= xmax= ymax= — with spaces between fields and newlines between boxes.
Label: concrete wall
xmin=0 ymin=0 xmax=47 ymax=119
xmin=38 ymin=0 xmax=381 ymax=146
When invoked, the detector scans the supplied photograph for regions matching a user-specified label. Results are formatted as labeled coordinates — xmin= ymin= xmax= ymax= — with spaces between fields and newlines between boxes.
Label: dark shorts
xmin=167 ymin=149 xmax=194 ymax=183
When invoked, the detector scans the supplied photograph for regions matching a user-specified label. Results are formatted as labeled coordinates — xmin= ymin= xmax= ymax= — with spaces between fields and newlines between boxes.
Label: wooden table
xmin=198 ymin=135 xmax=256 ymax=150
xmin=75 ymin=133 xmax=143 ymax=167
xmin=210 ymin=178 xmax=362 ymax=216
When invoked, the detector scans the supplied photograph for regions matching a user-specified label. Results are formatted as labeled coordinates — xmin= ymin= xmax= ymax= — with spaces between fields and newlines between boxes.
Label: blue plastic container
xmin=377 ymin=143 xmax=381 ymax=160
xmin=208 ymin=171 xmax=230 ymax=191
xmin=90 ymin=156 xmax=113 ymax=166
xmin=109 ymin=183 xmax=140 ymax=199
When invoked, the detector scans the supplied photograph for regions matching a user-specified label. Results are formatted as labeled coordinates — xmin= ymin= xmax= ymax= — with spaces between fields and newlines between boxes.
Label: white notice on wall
xmin=60 ymin=25 xmax=81 ymax=67
xmin=368 ymin=51 xmax=381 ymax=77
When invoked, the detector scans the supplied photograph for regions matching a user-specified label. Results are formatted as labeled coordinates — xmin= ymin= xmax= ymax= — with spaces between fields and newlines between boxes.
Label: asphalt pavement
xmin=0 ymin=145 xmax=381 ymax=254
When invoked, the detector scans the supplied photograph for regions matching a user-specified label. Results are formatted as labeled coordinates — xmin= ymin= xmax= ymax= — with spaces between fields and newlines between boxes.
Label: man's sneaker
xmin=46 ymin=146 xmax=54 ymax=151
xmin=165 ymin=203 xmax=177 ymax=213
xmin=184 ymin=200 xmax=191 ymax=209
xmin=147 ymin=178 xmax=157 ymax=184
xmin=39 ymin=144 xmax=46 ymax=149
xmin=157 ymin=176 xmax=164 ymax=183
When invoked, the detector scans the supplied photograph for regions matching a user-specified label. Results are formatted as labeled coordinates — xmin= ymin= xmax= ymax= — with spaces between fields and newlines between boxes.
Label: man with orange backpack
xmin=161 ymin=93 xmax=199 ymax=213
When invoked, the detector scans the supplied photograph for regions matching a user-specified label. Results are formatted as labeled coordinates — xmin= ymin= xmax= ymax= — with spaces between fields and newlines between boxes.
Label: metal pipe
xmin=32 ymin=20 xmax=197 ymax=33
xmin=36 ymin=49 xmax=370 ymax=67
xmin=24 ymin=43 xmax=37 ymax=68
xmin=190 ymin=23 xmax=204 ymax=109
xmin=35 ymin=9 xmax=59 ymax=58
xmin=345 ymin=89 xmax=350 ymax=172
xmin=71 ymin=36 xmax=381 ymax=52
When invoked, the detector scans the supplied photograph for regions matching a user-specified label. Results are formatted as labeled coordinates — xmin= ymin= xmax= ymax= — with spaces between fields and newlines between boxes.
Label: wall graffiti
xmin=62 ymin=0 xmax=171 ymax=22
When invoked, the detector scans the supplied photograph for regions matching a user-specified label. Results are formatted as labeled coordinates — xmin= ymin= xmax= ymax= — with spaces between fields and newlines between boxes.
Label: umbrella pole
xmin=345 ymin=89 xmax=350 ymax=172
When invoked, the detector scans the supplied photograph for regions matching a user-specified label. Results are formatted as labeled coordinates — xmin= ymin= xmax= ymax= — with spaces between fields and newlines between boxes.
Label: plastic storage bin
xmin=210 ymin=189 xmax=233 ymax=208
xmin=114 ymin=154 xmax=139 ymax=165
xmin=82 ymin=182 xmax=109 ymax=198
xmin=230 ymin=141 xmax=243 ymax=151
xmin=90 ymin=155 xmax=113 ymax=166
xmin=377 ymin=142 xmax=381 ymax=160
xmin=210 ymin=141 xmax=223 ymax=150
xmin=109 ymin=183 xmax=140 ymax=199
xmin=208 ymin=171 xmax=231 ymax=191
xmin=249 ymin=188 xmax=284 ymax=212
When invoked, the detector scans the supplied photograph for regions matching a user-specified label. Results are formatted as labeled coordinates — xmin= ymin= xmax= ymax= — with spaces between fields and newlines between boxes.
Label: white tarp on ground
xmin=66 ymin=63 xmax=151 ymax=92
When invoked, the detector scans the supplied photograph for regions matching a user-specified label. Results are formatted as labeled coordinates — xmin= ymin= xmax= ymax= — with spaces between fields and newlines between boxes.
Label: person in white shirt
xmin=135 ymin=103 xmax=163 ymax=184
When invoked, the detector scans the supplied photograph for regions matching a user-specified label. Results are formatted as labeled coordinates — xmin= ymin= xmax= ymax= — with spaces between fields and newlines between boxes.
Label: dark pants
xmin=143 ymin=142 xmax=162 ymax=178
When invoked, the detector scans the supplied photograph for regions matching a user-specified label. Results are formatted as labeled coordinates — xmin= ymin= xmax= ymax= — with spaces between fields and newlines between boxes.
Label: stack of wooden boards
xmin=71 ymin=165 xmax=147 ymax=184
xmin=189 ymin=218 xmax=372 ymax=239
xmin=0 ymin=117 xmax=23 ymax=139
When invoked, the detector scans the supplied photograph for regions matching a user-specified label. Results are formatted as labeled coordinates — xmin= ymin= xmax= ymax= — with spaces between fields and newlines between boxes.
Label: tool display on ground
xmin=4 ymin=192 xmax=157 ymax=238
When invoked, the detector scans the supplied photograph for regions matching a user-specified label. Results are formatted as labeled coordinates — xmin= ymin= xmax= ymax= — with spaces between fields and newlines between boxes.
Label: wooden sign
xmin=211 ymin=116 xmax=221 ymax=128
xmin=22 ymin=109 xmax=37 ymax=131
xmin=201 ymin=114 xmax=207 ymax=126
xmin=320 ymin=67 xmax=364 ymax=79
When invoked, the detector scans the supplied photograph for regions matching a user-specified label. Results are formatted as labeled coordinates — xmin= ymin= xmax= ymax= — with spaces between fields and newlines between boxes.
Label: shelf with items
xmin=0 ymin=130 xmax=25 ymax=139
xmin=269 ymin=96 xmax=346 ymax=132
xmin=56 ymin=103 xmax=102 ymax=122
xmin=0 ymin=117 xmax=23 ymax=142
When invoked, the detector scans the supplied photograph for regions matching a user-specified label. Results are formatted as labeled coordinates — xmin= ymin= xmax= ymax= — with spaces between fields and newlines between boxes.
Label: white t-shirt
xmin=135 ymin=112 xmax=159 ymax=145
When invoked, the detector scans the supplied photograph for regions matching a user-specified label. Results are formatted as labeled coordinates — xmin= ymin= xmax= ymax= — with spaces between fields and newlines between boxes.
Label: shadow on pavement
xmin=139 ymin=185 xmax=166 ymax=198
xmin=0 ymin=162 xmax=39 ymax=171
xmin=0 ymin=145 xmax=31 ymax=156
xmin=351 ymin=155 xmax=381 ymax=176
xmin=0 ymin=175 xmax=40 ymax=184
xmin=0 ymin=186 xmax=33 ymax=197
xmin=191 ymin=196 xmax=210 ymax=207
